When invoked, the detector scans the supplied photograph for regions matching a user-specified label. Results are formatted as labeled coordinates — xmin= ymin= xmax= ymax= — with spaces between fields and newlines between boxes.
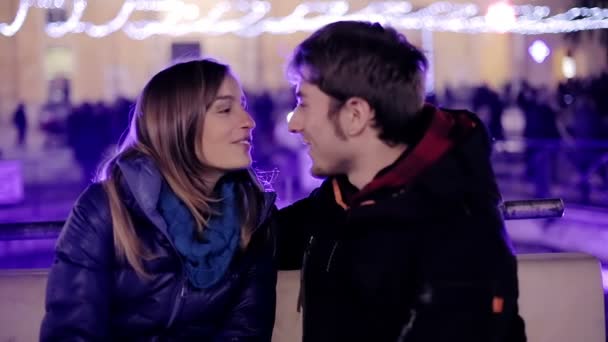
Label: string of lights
xmin=2 ymin=0 xmax=608 ymax=39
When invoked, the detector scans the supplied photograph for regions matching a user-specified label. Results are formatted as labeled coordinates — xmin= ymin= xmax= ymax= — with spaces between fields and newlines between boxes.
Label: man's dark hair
xmin=288 ymin=21 xmax=429 ymax=145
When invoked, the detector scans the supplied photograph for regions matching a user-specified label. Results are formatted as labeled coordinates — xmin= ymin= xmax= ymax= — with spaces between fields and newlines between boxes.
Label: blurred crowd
xmin=5 ymin=72 xmax=608 ymax=204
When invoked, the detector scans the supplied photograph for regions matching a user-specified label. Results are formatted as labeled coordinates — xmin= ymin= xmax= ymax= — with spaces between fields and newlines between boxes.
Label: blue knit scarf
xmin=158 ymin=180 xmax=240 ymax=289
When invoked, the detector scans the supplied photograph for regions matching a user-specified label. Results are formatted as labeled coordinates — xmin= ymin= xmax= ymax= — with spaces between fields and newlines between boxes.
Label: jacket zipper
xmin=397 ymin=309 xmax=418 ymax=341
xmin=166 ymin=278 xmax=188 ymax=328
xmin=325 ymin=242 xmax=338 ymax=272
xmin=153 ymin=222 xmax=187 ymax=330
xmin=297 ymin=235 xmax=315 ymax=313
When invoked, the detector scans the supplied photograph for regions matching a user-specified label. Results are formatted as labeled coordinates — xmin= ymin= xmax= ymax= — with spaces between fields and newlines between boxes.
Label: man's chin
xmin=310 ymin=166 xmax=331 ymax=179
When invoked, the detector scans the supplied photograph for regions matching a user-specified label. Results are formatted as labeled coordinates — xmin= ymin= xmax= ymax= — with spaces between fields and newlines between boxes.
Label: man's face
xmin=288 ymin=81 xmax=351 ymax=178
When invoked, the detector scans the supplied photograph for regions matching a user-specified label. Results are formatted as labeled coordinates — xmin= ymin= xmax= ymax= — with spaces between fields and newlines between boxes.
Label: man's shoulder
xmin=277 ymin=178 xmax=335 ymax=218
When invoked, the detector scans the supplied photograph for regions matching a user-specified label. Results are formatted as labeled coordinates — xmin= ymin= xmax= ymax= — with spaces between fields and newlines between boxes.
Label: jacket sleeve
xmin=40 ymin=184 xmax=114 ymax=342
xmin=213 ymin=223 xmax=277 ymax=342
xmin=274 ymin=192 xmax=319 ymax=270
xmin=401 ymin=202 xmax=526 ymax=342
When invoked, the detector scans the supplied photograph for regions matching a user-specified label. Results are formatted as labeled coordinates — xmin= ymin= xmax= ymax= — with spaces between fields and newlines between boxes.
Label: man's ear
xmin=341 ymin=97 xmax=375 ymax=137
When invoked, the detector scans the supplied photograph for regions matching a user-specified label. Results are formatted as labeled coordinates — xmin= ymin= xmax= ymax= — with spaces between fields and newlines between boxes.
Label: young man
xmin=275 ymin=21 xmax=526 ymax=342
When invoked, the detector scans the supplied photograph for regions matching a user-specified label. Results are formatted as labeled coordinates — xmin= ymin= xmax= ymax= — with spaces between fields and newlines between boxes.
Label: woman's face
xmin=199 ymin=74 xmax=256 ymax=176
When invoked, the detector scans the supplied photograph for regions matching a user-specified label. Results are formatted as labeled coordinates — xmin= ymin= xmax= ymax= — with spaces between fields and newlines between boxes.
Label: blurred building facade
xmin=0 ymin=0 xmax=607 ymax=118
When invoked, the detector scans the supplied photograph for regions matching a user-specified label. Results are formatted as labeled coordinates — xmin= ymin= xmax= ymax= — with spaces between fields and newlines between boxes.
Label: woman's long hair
xmin=97 ymin=59 xmax=263 ymax=277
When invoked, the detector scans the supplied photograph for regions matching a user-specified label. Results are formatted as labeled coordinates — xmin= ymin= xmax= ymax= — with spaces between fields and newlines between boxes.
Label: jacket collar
xmin=116 ymin=155 xmax=276 ymax=233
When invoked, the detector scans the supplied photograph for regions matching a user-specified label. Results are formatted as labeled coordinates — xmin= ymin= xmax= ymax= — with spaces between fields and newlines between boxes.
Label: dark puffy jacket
xmin=276 ymin=106 xmax=526 ymax=342
xmin=40 ymin=157 xmax=277 ymax=341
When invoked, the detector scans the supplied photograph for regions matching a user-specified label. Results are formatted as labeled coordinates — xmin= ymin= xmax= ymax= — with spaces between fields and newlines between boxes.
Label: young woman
xmin=40 ymin=59 xmax=277 ymax=341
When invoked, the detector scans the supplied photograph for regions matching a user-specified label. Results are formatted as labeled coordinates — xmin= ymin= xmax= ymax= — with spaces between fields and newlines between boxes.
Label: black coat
xmin=275 ymin=107 xmax=526 ymax=342
xmin=40 ymin=157 xmax=277 ymax=341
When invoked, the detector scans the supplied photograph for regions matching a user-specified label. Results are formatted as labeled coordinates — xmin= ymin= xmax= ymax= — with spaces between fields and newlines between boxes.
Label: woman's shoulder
xmin=73 ymin=182 xmax=111 ymax=221
xmin=63 ymin=183 xmax=112 ymax=243
xmin=56 ymin=182 xmax=114 ymax=266
xmin=77 ymin=181 xmax=108 ymax=201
